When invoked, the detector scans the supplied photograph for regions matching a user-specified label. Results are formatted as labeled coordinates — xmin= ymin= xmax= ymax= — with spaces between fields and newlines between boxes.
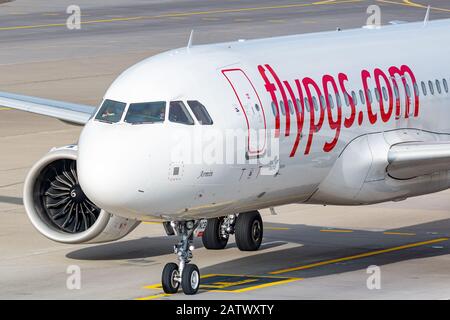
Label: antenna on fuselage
xmin=423 ymin=5 xmax=431 ymax=26
xmin=187 ymin=30 xmax=194 ymax=51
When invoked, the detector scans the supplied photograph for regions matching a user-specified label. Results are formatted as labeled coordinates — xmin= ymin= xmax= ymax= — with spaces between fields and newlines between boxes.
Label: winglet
xmin=187 ymin=30 xmax=194 ymax=50
xmin=423 ymin=5 xmax=430 ymax=26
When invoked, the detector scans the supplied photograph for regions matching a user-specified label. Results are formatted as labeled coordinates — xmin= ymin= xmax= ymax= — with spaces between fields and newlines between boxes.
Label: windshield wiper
xmin=96 ymin=119 xmax=114 ymax=124
xmin=131 ymin=121 xmax=156 ymax=125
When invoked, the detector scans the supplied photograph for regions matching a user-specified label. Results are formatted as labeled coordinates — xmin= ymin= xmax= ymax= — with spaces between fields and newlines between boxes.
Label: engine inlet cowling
xmin=23 ymin=145 xmax=140 ymax=244
xmin=41 ymin=158 xmax=100 ymax=233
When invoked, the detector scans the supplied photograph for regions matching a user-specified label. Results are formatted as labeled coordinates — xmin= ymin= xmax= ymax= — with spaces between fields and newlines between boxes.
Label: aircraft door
xmin=222 ymin=68 xmax=267 ymax=157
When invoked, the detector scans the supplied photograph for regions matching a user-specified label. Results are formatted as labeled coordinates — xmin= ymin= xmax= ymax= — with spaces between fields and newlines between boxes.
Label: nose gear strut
xmin=161 ymin=220 xmax=200 ymax=295
xmin=161 ymin=211 xmax=263 ymax=295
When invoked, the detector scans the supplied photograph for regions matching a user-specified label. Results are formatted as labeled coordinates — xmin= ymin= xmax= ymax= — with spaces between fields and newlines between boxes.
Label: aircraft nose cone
xmin=76 ymin=123 xmax=151 ymax=214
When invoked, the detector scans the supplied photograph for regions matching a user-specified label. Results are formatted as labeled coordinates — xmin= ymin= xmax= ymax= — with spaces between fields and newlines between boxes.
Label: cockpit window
xmin=187 ymin=100 xmax=213 ymax=125
xmin=95 ymin=99 xmax=126 ymax=123
xmin=125 ymin=101 xmax=166 ymax=124
xmin=169 ymin=101 xmax=194 ymax=125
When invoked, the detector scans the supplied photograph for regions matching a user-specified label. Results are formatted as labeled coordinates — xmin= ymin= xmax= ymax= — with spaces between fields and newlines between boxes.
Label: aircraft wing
xmin=387 ymin=141 xmax=450 ymax=179
xmin=0 ymin=91 xmax=96 ymax=125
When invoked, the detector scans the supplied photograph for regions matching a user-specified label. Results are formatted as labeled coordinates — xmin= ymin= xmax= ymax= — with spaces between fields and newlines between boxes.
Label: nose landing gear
xmin=161 ymin=220 xmax=200 ymax=295
xmin=161 ymin=211 xmax=263 ymax=295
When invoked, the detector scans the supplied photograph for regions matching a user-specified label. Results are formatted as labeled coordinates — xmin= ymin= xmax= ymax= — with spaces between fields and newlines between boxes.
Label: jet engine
xmin=23 ymin=145 xmax=140 ymax=244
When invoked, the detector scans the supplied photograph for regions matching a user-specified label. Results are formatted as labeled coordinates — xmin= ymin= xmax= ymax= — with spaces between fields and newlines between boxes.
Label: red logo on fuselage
xmin=258 ymin=64 xmax=420 ymax=157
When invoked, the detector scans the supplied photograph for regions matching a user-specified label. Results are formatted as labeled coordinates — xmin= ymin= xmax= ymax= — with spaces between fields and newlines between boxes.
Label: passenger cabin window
xmin=279 ymin=101 xmax=286 ymax=115
xmin=320 ymin=95 xmax=326 ymax=110
xmin=414 ymin=83 xmax=420 ymax=97
xmin=336 ymin=93 xmax=342 ymax=107
xmin=359 ymin=90 xmax=365 ymax=105
xmin=304 ymin=98 xmax=310 ymax=112
xmin=169 ymin=101 xmax=194 ymax=125
xmin=443 ymin=79 xmax=449 ymax=93
xmin=271 ymin=101 xmax=277 ymax=116
xmin=436 ymin=80 xmax=442 ymax=94
xmin=296 ymin=98 xmax=303 ymax=113
xmin=351 ymin=91 xmax=357 ymax=106
xmin=375 ymin=88 xmax=380 ymax=102
xmin=429 ymin=80 xmax=435 ymax=95
xmin=393 ymin=86 xmax=399 ymax=99
xmin=187 ymin=100 xmax=213 ymax=125
xmin=313 ymin=96 xmax=319 ymax=111
xmin=405 ymin=83 xmax=411 ymax=98
xmin=125 ymin=101 xmax=166 ymax=124
xmin=288 ymin=100 xmax=294 ymax=114
xmin=95 ymin=99 xmax=126 ymax=123
xmin=382 ymin=87 xmax=388 ymax=101
xmin=328 ymin=94 xmax=335 ymax=109
xmin=421 ymin=81 xmax=427 ymax=96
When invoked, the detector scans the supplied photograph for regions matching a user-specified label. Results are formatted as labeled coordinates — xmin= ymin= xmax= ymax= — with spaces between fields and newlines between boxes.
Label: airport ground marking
xmin=0 ymin=0 xmax=362 ymax=32
xmin=208 ymin=278 xmax=302 ymax=293
xmin=140 ymin=273 xmax=302 ymax=298
xmin=269 ymin=237 xmax=449 ymax=274
xmin=402 ymin=0 xmax=424 ymax=7
xmin=137 ymin=238 xmax=447 ymax=298
xmin=0 ymin=107 xmax=11 ymax=111
xmin=403 ymin=0 xmax=450 ymax=12
xmin=266 ymin=227 xmax=290 ymax=230
xmin=202 ymin=279 xmax=259 ymax=289
xmin=376 ymin=0 xmax=450 ymax=13
xmin=383 ymin=231 xmax=416 ymax=236
xmin=320 ymin=229 xmax=353 ymax=233
xmin=136 ymin=293 xmax=172 ymax=300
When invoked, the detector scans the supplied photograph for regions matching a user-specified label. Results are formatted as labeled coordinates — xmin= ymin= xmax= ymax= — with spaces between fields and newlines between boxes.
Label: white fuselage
xmin=77 ymin=19 xmax=450 ymax=222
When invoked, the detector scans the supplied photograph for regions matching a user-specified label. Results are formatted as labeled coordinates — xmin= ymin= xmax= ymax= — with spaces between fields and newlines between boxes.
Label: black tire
xmin=162 ymin=263 xmax=179 ymax=294
xmin=202 ymin=217 xmax=228 ymax=250
xmin=235 ymin=211 xmax=263 ymax=251
xmin=181 ymin=264 xmax=200 ymax=295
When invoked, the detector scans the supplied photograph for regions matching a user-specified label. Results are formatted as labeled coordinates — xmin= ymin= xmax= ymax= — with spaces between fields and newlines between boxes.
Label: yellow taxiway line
xmin=0 ymin=0 xmax=362 ymax=32
xmin=137 ymin=238 xmax=448 ymax=299
xmin=383 ymin=231 xmax=416 ymax=236
xmin=320 ymin=229 xmax=353 ymax=233
xmin=266 ymin=227 xmax=290 ymax=231
xmin=269 ymin=237 xmax=449 ymax=274
xmin=136 ymin=293 xmax=172 ymax=300
xmin=209 ymin=278 xmax=302 ymax=293
xmin=139 ymin=273 xmax=302 ymax=299
xmin=377 ymin=0 xmax=450 ymax=13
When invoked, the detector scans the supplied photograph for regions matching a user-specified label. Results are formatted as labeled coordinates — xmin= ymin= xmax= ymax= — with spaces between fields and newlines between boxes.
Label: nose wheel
xmin=161 ymin=220 xmax=200 ymax=295
xmin=161 ymin=263 xmax=180 ymax=293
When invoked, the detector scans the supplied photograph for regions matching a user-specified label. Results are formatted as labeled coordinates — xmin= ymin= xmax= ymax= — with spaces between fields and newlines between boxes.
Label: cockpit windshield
xmin=95 ymin=99 xmax=126 ymax=123
xmin=124 ymin=101 xmax=166 ymax=124
xmin=187 ymin=100 xmax=213 ymax=125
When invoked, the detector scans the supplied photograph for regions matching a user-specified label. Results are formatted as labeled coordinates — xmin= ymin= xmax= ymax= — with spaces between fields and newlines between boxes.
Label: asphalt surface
xmin=0 ymin=0 xmax=449 ymax=300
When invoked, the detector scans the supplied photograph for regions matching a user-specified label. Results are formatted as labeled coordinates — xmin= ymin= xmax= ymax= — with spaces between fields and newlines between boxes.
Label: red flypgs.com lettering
xmin=258 ymin=64 xmax=420 ymax=157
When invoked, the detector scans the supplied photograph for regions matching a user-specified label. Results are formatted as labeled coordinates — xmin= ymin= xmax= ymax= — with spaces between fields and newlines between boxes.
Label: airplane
xmin=1 ymin=16 xmax=450 ymax=295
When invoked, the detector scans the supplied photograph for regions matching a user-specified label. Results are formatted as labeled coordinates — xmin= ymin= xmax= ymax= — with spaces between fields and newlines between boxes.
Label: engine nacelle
xmin=23 ymin=145 xmax=140 ymax=244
